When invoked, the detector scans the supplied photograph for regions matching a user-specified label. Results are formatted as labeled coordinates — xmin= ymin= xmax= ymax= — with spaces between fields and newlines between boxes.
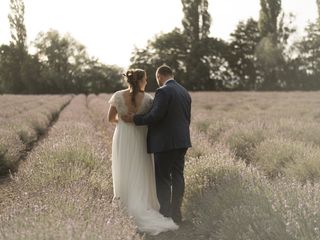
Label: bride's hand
xmin=121 ymin=113 xmax=134 ymax=123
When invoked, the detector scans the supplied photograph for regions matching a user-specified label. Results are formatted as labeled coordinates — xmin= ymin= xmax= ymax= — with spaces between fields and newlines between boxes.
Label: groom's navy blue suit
xmin=134 ymin=79 xmax=191 ymax=222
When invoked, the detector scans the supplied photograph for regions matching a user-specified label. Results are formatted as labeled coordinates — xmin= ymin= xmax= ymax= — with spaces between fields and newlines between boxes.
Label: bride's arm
xmin=133 ymin=89 xmax=169 ymax=126
xmin=107 ymin=105 xmax=119 ymax=123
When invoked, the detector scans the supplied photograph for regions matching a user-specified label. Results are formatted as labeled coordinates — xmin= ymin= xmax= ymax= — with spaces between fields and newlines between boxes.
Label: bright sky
xmin=0 ymin=0 xmax=318 ymax=68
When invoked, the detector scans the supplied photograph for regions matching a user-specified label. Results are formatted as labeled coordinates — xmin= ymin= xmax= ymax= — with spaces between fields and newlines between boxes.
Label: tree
xmin=130 ymin=45 xmax=157 ymax=91
xmin=0 ymin=44 xmax=20 ymax=92
xmin=8 ymin=0 xmax=27 ymax=51
xmin=131 ymin=1 xmax=236 ymax=91
xmin=33 ymin=29 xmax=124 ymax=93
xmin=295 ymin=23 xmax=320 ymax=90
xmin=202 ymin=37 xmax=234 ymax=90
xmin=1 ymin=0 xmax=124 ymax=94
xmin=33 ymin=30 xmax=90 ymax=93
xmin=256 ymin=0 xmax=284 ymax=90
xmin=129 ymin=29 xmax=232 ymax=91
xmin=130 ymin=28 xmax=188 ymax=91
xmin=228 ymin=18 xmax=262 ymax=90
xmin=5 ymin=0 xmax=29 ymax=93
xmin=81 ymin=60 xmax=124 ymax=94
xmin=258 ymin=0 xmax=281 ymax=40
xmin=181 ymin=0 xmax=212 ymax=90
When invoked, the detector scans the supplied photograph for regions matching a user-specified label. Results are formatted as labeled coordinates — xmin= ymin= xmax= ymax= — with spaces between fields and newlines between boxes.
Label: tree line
xmin=0 ymin=0 xmax=123 ymax=94
xmin=1 ymin=0 xmax=320 ymax=93
xmin=131 ymin=0 xmax=320 ymax=91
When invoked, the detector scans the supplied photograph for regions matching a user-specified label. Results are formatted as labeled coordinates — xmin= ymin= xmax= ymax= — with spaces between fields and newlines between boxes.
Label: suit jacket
xmin=134 ymin=79 xmax=192 ymax=153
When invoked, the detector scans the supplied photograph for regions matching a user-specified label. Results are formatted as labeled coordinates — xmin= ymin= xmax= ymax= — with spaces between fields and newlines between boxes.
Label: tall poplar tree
xmin=258 ymin=0 xmax=281 ymax=41
xmin=256 ymin=0 xmax=283 ymax=90
xmin=7 ymin=0 xmax=28 ymax=92
xmin=8 ymin=0 xmax=27 ymax=51
xmin=181 ymin=0 xmax=211 ymax=90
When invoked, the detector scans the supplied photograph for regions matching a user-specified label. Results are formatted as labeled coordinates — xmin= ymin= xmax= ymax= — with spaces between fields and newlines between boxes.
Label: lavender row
xmin=0 ymin=95 xmax=63 ymax=118
xmin=0 ymin=95 xmax=73 ymax=175
xmin=191 ymin=91 xmax=320 ymax=183
xmin=0 ymin=94 xmax=140 ymax=240
xmin=183 ymin=124 xmax=320 ymax=240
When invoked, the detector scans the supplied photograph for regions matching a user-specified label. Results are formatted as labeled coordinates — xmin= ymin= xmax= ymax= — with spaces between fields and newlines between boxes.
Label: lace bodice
xmin=108 ymin=90 xmax=153 ymax=115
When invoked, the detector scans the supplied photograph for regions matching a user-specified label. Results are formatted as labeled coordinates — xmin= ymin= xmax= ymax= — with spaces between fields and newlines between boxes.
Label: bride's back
xmin=111 ymin=89 xmax=153 ymax=116
xmin=122 ymin=90 xmax=145 ymax=113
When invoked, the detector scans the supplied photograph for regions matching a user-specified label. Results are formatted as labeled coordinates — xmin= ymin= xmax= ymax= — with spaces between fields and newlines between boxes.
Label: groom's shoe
xmin=172 ymin=218 xmax=182 ymax=224
xmin=160 ymin=207 xmax=171 ymax=218
xmin=172 ymin=213 xmax=182 ymax=224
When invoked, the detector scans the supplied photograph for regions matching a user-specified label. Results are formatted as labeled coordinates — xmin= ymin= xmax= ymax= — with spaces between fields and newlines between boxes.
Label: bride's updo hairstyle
xmin=123 ymin=69 xmax=146 ymax=107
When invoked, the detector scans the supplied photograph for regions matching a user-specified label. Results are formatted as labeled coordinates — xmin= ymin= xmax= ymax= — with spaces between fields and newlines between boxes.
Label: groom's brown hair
xmin=157 ymin=64 xmax=173 ymax=77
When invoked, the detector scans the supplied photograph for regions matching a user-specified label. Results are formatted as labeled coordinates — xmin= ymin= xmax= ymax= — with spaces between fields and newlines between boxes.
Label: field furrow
xmin=0 ymin=94 xmax=141 ymax=240
xmin=0 ymin=95 xmax=73 ymax=175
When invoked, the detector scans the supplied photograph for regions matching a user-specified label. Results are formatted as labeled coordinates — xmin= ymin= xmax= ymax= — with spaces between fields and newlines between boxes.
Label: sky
xmin=0 ymin=0 xmax=318 ymax=68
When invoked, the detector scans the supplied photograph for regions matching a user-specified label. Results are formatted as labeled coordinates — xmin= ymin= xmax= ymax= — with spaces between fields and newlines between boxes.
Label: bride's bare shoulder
xmin=116 ymin=89 xmax=129 ymax=94
xmin=113 ymin=89 xmax=129 ymax=97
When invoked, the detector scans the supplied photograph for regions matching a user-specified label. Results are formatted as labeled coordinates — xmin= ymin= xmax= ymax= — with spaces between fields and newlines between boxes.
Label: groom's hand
xmin=121 ymin=113 xmax=134 ymax=123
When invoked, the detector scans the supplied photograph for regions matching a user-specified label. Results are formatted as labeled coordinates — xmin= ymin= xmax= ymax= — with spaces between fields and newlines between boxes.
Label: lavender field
xmin=1 ymin=92 xmax=320 ymax=240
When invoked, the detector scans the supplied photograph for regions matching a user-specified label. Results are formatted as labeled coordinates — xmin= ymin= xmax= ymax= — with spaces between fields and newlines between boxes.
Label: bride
xmin=107 ymin=69 xmax=179 ymax=235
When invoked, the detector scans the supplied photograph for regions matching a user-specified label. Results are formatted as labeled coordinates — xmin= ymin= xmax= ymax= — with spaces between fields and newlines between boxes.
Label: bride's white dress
xmin=108 ymin=90 xmax=179 ymax=235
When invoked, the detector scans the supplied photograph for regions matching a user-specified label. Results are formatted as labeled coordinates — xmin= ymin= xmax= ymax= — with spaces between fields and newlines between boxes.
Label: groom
xmin=122 ymin=64 xmax=192 ymax=224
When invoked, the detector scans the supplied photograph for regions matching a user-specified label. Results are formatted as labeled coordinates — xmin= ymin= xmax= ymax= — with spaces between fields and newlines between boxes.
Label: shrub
xmin=226 ymin=123 xmax=268 ymax=164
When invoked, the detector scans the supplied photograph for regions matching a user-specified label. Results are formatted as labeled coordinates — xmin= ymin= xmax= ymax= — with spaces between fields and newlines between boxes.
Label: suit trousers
xmin=154 ymin=148 xmax=187 ymax=222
